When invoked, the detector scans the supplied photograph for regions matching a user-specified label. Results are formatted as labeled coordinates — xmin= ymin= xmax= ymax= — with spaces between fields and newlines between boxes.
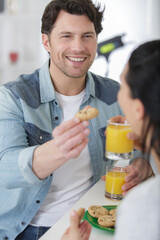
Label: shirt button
xmin=21 ymin=222 xmax=25 ymax=225
xmin=55 ymin=101 xmax=58 ymax=105
xmin=39 ymin=136 xmax=43 ymax=140
xmin=4 ymin=237 xmax=9 ymax=240
xmin=36 ymin=200 xmax=40 ymax=204
xmin=55 ymin=116 xmax=59 ymax=120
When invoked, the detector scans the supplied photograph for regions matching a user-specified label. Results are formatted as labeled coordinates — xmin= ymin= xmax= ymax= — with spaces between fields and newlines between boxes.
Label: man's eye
xmin=62 ymin=35 xmax=71 ymax=38
xmin=84 ymin=35 xmax=93 ymax=39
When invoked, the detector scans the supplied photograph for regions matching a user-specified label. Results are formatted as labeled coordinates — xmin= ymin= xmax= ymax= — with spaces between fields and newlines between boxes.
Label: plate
xmin=83 ymin=205 xmax=117 ymax=233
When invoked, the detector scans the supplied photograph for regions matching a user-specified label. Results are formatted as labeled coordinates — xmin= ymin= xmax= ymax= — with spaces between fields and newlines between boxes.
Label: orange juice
xmin=105 ymin=171 xmax=127 ymax=195
xmin=106 ymin=124 xmax=133 ymax=153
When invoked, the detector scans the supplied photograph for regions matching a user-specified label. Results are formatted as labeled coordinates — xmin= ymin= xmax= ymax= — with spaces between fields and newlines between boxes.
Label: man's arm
xmin=0 ymin=87 xmax=89 ymax=187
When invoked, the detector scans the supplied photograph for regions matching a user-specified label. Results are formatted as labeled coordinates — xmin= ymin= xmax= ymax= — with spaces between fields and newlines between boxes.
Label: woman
xmin=61 ymin=40 xmax=160 ymax=240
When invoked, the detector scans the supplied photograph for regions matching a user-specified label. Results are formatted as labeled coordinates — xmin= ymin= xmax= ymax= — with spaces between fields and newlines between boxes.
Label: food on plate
xmin=111 ymin=213 xmax=116 ymax=222
xmin=88 ymin=205 xmax=109 ymax=218
xmin=75 ymin=107 xmax=98 ymax=121
xmin=88 ymin=205 xmax=117 ymax=228
xmin=98 ymin=215 xmax=115 ymax=227
xmin=109 ymin=208 xmax=117 ymax=215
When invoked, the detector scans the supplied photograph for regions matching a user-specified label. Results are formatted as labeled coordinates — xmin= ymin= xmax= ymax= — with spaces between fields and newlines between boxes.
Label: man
xmin=0 ymin=0 xmax=153 ymax=239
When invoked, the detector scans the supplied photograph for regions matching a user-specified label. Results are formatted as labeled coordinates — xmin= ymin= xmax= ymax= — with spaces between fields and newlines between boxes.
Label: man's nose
xmin=71 ymin=38 xmax=85 ymax=52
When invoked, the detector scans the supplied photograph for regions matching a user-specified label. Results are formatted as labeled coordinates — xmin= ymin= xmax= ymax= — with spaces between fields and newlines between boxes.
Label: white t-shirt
xmin=31 ymin=89 xmax=93 ymax=226
xmin=115 ymin=174 xmax=160 ymax=240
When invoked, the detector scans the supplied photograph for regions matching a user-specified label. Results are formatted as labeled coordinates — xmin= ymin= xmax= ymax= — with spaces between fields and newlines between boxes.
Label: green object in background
xmin=97 ymin=34 xmax=125 ymax=62
xmin=100 ymin=43 xmax=115 ymax=54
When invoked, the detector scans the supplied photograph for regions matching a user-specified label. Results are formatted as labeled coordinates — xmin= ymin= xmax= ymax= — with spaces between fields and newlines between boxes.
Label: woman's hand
xmin=127 ymin=132 xmax=144 ymax=151
xmin=109 ymin=115 xmax=145 ymax=151
xmin=109 ymin=115 xmax=127 ymax=124
xmin=61 ymin=210 xmax=92 ymax=240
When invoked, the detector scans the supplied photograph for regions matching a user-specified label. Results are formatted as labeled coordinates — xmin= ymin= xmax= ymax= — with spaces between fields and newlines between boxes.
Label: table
xmin=40 ymin=179 xmax=121 ymax=240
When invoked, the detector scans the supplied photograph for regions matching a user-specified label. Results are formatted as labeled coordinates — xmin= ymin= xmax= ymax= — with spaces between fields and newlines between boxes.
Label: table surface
xmin=40 ymin=179 xmax=121 ymax=240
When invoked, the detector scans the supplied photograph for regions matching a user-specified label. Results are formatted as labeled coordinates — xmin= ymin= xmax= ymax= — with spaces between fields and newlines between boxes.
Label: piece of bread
xmin=88 ymin=205 xmax=109 ymax=218
xmin=75 ymin=107 xmax=98 ymax=121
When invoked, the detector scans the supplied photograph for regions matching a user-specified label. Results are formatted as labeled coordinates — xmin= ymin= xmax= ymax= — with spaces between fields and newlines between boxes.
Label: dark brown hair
xmin=41 ymin=0 xmax=104 ymax=36
xmin=126 ymin=40 xmax=160 ymax=157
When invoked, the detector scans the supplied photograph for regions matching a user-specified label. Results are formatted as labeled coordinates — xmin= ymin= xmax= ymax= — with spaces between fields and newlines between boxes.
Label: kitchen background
xmin=0 ymin=0 xmax=160 ymax=85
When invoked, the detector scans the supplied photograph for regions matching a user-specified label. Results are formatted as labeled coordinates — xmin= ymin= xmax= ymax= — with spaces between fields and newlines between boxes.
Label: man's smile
xmin=66 ymin=56 xmax=86 ymax=62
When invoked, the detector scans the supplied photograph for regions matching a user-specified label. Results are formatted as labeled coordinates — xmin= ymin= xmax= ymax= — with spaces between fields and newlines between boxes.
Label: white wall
xmin=0 ymin=0 xmax=160 ymax=84
xmin=90 ymin=0 xmax=160 ymax=82
xmin=0 ymin=0 xmax=50 ymax=84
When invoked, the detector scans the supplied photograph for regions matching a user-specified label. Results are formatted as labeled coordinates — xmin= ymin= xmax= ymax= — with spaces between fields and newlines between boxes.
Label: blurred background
xmin=0 ymin=0 xmax=160 ymax=85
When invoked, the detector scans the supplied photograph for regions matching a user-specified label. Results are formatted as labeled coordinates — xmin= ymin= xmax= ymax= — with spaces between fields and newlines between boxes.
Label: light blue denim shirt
xmin=0 ymin=60 xmax=122 ymax=239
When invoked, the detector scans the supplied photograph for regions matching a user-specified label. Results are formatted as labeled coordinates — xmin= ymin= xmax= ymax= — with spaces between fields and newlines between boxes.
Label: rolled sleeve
xmin=19 ymin=145 xmax=49 ymax=184
xmin=0 ymin=86 xmax=50 ymax=188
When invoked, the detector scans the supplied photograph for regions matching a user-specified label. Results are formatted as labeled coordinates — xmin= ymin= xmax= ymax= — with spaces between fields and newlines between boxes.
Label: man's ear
xmin=134 ymin=99 xmax=145 ymax=120
xmin=42 ymin=34 xmax=50 ymax=53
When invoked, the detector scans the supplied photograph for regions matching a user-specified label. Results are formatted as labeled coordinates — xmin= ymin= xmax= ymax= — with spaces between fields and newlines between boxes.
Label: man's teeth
xmin=67 ymin=57 xmax=85 ymax=62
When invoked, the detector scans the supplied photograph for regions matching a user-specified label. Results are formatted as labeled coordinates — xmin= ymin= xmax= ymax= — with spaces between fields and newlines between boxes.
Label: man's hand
xmin=52 ymin=117 xmax=90 ymax=160
xmin=33 ymin=118 xmax=90 ymax=179
xmin=101 ymin=158 xmax=153 ymax=196
xmin=122 ymin=158 xmax=153 ymax=196
xmin=61 ymin=210 xmax=91 ymax=240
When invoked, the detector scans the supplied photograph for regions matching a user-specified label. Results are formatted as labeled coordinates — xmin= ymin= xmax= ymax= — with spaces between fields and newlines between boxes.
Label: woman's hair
xmin=126 ymin=40 xmax=160 ymax=157
xmin=41 ymin=0 xmax=104 ymax=36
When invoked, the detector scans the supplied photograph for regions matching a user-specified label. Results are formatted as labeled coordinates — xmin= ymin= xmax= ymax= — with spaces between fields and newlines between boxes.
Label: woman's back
xmin=115 ymin=174 xmax=160 ymax=240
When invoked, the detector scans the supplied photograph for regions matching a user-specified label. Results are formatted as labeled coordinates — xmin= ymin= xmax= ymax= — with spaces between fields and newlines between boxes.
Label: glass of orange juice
xmin=105 ymin=165 xmax=128 ymax=200
xmin=105 ymin=120 xmax=133 ymax=161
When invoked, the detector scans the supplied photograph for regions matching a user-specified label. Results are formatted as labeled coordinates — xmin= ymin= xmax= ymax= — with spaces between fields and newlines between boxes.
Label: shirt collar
xmin=86 ymin=71 xmax=96 ymax=98
xmin=39 ymin=59 xmax=56 ymax=103
xmin=39 ymin=59 xmax=95 ymax=103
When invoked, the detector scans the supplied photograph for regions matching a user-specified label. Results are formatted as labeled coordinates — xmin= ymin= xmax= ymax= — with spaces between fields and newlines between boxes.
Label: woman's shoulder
xmin=121 ymin=175 xmax=160 ymax=208
xmin=133 ymin=174 xmax=159 ymax=192
xmin=118 ymin=176 xmax=160 ymax=221
xmin=115 ymin=176 xmax=160 ymax=240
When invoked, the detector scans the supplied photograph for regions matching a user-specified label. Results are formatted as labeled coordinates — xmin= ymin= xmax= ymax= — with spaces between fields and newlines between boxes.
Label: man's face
xmin=43 ymin=10 xmax=97 ymax=79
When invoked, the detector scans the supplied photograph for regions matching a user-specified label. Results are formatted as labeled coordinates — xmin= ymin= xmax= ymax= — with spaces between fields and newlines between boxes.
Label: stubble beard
xmin=58 ymin=64 xmax=91 ymax=79
xmin=52 ymin=55 xmax=94 ymax=79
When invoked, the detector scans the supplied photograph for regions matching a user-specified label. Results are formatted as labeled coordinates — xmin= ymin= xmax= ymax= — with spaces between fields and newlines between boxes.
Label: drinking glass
xmin=105 ymin=165 xmax=128 ymax=200
xmin=105 ymin=120 xmax=133 ymax=161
